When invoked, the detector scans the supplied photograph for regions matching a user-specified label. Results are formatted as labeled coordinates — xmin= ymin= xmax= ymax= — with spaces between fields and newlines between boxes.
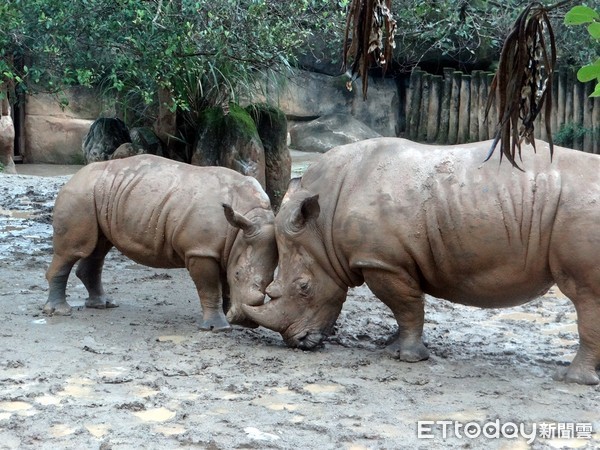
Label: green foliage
xmin=0 ymin=0 xmax=343 ymax=119
xmin=0 ymin=162 xmax=4 ymax=173
xmin=553 ymin=122 xmax=591 ymax=148
xmin=565 ymin=5 xmax=600 ymax=97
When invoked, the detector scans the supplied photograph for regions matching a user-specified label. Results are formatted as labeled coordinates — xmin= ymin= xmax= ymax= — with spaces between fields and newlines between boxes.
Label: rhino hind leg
xmin=187 ymin=257 xmax=231 ymax=332
xmin=44 ymin=255 xmax=79 ymax=316
xmin=362 ymin=269 xmax=429 ymax=362
xmin=553 ymin=290 xmax=600 ymax=385
xmin=75 ymin=237 xmax=118 ymax=310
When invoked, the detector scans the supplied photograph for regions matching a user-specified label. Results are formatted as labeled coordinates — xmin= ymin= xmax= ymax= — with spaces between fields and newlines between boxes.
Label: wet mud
xmin=0 ymin=169 xmax=599 ymax=449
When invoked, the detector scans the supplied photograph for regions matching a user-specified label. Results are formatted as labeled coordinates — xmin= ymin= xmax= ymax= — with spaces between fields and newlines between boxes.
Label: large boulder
xmin=130 ymin=127 xmax=165 ymax=157
xmin=110 ymin=142 xmax=146 ymax=160
xmin=82 ymin=118 xmax=131 ymax=164
xmin=247 ymin=104 xmax=291 ymax=212
xmin=289 ymin=113 xmax=381 ymax=153
xmin=192 ymin=104 xmax=266 ymax=187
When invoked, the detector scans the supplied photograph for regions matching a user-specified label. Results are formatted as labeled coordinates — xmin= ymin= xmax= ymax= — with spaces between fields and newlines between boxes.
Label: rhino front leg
xmin=363 ymin=269 xmax=429 ymax=362
xmin=75 ymin=238 xmax=118 ymax=310
xmin=44 ymin=255 xmax=78 ymax=316
xmin=187 ymin=257 xmax=231 ymax=332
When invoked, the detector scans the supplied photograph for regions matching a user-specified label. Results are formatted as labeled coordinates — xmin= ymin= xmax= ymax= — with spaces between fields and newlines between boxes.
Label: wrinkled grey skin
xmin=44 ymin=154 xmax=277 ymax=331
xmin=244 ymin=138 xmax=600 ymax=384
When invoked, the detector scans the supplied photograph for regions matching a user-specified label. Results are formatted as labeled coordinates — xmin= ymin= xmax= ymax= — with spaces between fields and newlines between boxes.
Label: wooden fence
xmin=405 ymin=67 xmax=600 ymax=153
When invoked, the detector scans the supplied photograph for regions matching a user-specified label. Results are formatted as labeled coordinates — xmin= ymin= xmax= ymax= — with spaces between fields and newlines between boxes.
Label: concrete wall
xmin=23 ymin=87 xmax=113 ymax=164
xmin=21 ymin=69 xmax=402 ymax=164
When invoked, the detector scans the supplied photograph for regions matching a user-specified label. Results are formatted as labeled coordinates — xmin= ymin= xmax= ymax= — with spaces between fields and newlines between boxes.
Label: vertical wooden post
xmin=478 ymin=71 xmax=489 ymax=141
xmin=427 ymin=75 xmax=442 ymax=142
xmin=470 ymin=71 xmax=481 ymax=143
xmin=457 ymin=74 xmax=471 ymax=144
xmin=418 ymin=74 xmax=431 ymax=142
xmin=583 ymin=82 xmax=594 ymax=153
xmin=407 ymin=69 xmax=423 ymax=140
xmin=550 ymin=71 xmax=559 ymax=141
xmin=487 ymin=73 xmax=498 ymax=140
xmin=437 ymin=68 xmax=453 ymax=144
xmin=564 ymin=70 xmax=574 ymax=148
xmin=448 ymin=71 xmax=461 ymax=145
xmin=594 ymin=95 xmax=600 ymax=154
xmin=556 ymin=67 xmax=567 ymax=137
xmin=573 ymin=79 xmax=584 ymax=150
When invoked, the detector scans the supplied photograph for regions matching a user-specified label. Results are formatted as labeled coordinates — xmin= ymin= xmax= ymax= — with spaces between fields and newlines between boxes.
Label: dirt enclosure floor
xmin=0 ymin=158 xmax=599 ymax=449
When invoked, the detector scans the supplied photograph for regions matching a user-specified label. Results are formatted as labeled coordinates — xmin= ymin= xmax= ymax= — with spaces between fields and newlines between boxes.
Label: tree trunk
xmin=154 ymin=86 xmax=178 ymax=158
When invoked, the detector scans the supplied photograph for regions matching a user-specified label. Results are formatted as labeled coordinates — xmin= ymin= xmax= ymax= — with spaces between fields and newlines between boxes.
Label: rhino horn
xmin=241 ymin=299 xmax=292 ymax=333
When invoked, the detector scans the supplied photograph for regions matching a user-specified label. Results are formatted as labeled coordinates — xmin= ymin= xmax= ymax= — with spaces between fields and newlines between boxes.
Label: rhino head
xmin=242 ymin=190 xmax=347 ymax=348
xmin=223 ymin=204 xmax=278 ymax=328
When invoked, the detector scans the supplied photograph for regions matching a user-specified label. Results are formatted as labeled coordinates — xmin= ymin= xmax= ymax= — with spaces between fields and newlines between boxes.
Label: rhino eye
xmin=296 ymin=279 xmax=312 ymax=297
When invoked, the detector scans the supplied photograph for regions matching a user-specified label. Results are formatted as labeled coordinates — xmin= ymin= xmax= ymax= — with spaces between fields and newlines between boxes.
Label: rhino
xmin=43 ymin=154 xmax=277 ymax=331
xmin=243 ymin=138 xmax=600 ymax=384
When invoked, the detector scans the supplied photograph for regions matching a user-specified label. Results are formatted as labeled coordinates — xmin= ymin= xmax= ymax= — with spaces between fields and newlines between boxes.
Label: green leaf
xmin=591 ymin=83 xmax=600 ymax=97
xmin=577 ymin=60 xmax=600 ymax=83
xmin=589 ymin=22 xmax=600 ymax=39
xmin=565 ymin=6 xmax=599 ymax=25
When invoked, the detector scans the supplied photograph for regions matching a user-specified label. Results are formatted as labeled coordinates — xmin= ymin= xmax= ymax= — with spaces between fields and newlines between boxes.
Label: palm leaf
xmin=343 ymin=0 xmax=396 ymax=100
xmin=485 ymin=2 xmax=557 ymax=168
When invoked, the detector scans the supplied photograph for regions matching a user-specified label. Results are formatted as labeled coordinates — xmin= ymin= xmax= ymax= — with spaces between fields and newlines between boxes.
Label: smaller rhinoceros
xmin=43 ymin=154 xmax=277 ymax=331
xmin=243 ymin=138 xmax=600 ymax=384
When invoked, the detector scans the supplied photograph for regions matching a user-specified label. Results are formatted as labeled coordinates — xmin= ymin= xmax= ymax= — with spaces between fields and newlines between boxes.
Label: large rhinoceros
xmin=43 ymin=154 xmax=277 ymax=331
xmin=243 ymin=138 xmax=600 ymax=384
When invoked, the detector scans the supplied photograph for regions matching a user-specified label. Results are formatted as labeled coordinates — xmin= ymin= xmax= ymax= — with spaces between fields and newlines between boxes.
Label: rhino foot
xmin=42 ymin=301 xmax=72 ymax=316
xmin=85 ymin=297 xmax=119 ymax=309
xmin=554 ymin=366 xmax=600 ymax=385
xmin=385 ymin=334 xmax=429 ymax=362
xmin=200 ymin=310 xmax=231 ymax=332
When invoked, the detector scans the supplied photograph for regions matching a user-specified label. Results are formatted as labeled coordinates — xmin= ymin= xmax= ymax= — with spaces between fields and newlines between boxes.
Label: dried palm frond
xmin=485 ymin=1 xmax=557 ymax=169
xmin=343 ymin=0 xmax=397 ymax=100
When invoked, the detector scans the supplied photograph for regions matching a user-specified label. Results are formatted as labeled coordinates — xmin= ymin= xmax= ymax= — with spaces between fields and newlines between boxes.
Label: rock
xmin=253 ymin=68 xmax=400 ymax=137
xmin=130 ymin=127 xmax=165 ymax=157
xmin=192 ymin=104 xmax=266 ymax=188
xmin=289 ymin=113 xmax=381 ymax=153
xmin=110 ymin=143 xmax=147 ymax=159
xmin=0 ymin=114 xmax=17 ymax=174
xmin=247 ymin=104 xmax=291 ymax=212
xmin=82 ymin=118 xmax=131 ymax=164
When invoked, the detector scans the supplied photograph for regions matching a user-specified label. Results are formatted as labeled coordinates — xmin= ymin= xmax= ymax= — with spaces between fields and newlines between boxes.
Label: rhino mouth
xmin=284 ymin=319 xmax=337 ymax=350
xmin=284 ymin=330 xmax=326 ymax=350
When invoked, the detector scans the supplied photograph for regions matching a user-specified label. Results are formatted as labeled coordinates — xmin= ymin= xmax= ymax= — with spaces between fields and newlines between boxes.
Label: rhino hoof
xmin=554 ymin=366 xmax=600 ymax=385
xmin=200 ymin=311 xmax=232 ymax=332
xmin=385 ymin=340 xmax=429 ymax=362
xmin=85 ymin=298 xmax=119 ymax=309
xmin=42 ymin=301 xmax=72 ymax=316
xmin=199 ymin=321 xmax=232 ymax=332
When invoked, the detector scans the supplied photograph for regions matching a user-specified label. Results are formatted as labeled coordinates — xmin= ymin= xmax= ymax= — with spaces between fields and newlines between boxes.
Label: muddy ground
xmin=0 ymin=158 xmax=599 ymax=450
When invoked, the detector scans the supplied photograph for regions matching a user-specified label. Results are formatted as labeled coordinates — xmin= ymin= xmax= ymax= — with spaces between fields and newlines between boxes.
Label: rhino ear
xmin=289 ymin=194 xmax=320 ymax=232
xmin=223 ymin=203 xmax=258 ymax=237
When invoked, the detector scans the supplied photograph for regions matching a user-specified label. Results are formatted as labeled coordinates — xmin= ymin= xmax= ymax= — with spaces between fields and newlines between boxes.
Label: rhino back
xmin=91 ymin=155 xmax=246 ymax=267
xmin=302 ymin=138 xmax=600 ymax=305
